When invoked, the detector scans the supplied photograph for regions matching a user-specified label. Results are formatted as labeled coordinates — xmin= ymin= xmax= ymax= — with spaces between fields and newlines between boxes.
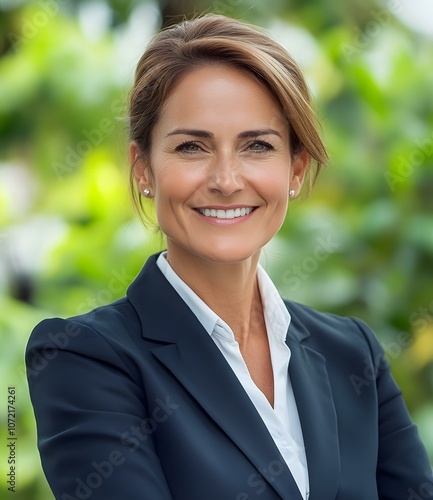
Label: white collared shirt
xmin=157 ymin=252 xmax=309 ymax=499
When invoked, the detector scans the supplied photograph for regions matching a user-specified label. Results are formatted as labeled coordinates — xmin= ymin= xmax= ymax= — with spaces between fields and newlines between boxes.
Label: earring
xmin=289 ymin=189 xmax=295 ymax=197
xmin=143 ymin=189 xmax=151 ymax=197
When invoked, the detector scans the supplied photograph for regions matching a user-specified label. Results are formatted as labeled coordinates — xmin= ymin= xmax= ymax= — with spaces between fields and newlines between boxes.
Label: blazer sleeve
xmin=352 ymin=318 xmax=433 ymax=499
xmin=26 ymin=317 xmax=173 ymax=500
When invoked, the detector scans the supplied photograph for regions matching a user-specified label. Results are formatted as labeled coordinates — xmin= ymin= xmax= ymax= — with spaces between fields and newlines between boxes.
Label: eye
xmin=247 ymin=140 xmax=275 ymax=153
xmin=175 ymin=141 xmax=203 ymax=153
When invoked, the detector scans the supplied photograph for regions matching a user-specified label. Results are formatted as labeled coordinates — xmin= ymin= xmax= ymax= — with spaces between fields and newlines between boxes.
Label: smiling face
xmin=132 ymin=65 xmax=307 ymax=269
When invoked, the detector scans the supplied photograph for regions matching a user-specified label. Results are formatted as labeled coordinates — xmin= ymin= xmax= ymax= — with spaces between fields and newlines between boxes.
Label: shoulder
xmin=28 ymin=296 xmax=140 ymax=343
xmin=26 ymin=297 xmax=144 ymax=380
xmin=284 ymin=298 xmax=384 ymax=360
xmin=27 ymin=251 xmax=165 ymax=354
xmin=284 ymin=299 xmax=395 ymax=405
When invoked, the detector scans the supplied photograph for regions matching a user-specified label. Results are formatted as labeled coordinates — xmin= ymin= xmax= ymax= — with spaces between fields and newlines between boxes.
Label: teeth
xmin=199 ymin=207 xmax=254 ymax=219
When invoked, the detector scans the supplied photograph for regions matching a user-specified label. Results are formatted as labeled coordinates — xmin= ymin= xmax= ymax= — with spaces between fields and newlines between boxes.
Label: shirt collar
xmin=156 ymin=251 xmax=291 ymax=342
xmin=256 ymin=264 xmax=291 ymax=343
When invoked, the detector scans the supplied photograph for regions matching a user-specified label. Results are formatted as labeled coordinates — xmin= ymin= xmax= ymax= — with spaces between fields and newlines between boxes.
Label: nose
xmin=206 ymin=153 xmax=244 ymax=196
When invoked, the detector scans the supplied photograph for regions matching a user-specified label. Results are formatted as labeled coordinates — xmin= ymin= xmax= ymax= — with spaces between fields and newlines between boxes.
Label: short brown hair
xmin=129 ymin=14 xmax=328 ymax=222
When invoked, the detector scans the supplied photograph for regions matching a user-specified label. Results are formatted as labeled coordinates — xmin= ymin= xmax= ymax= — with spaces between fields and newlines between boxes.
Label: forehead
xmin=156 ymin=65 xmax=288 ymax=134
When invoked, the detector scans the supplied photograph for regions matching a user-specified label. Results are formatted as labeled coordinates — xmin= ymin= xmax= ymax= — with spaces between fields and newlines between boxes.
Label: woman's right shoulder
xmin=29 ymin=296 xmax=141 ymax=342
xmin=26 ymin=297 xmax=145 ymax=379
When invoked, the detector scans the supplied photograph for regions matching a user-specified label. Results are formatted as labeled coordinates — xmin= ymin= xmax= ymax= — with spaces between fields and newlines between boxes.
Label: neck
xmin=165 ymin=244 xmax=264 ymax=343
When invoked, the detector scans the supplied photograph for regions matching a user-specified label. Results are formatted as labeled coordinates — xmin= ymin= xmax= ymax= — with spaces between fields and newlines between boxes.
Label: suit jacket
xmin=26 ymin=253 xmax=432 ymax=500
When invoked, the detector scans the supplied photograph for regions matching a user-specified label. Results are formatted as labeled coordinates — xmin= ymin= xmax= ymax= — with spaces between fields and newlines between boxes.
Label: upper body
xmin=26 ymin=13 xmax=432 ymax=500
xmin=26 ymin=252 xmax=432 ymax=499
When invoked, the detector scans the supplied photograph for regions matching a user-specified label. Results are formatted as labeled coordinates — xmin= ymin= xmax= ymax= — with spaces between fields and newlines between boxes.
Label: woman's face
xmin=132 ymin=65 xmax=306 ymax=266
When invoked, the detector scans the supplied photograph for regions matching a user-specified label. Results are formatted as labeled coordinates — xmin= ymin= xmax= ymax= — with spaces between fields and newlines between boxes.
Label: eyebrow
xmin=165 ymin=128 xmax=282 ymax=139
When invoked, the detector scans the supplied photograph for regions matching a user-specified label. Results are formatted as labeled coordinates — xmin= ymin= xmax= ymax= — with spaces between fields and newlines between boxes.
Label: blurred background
xmin=0 ymin=0 xmax=432 ymax=497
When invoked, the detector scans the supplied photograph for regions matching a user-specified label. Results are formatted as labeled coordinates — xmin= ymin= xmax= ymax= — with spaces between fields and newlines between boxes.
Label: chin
xmin=166 ymin=235 xmax=267 ymax=266
xmin=196 ymin=245 xmax=262 ymax=265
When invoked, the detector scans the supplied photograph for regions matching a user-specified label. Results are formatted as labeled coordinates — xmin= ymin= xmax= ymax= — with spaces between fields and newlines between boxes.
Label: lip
xmin=194 ymin=205 xmax=255 ymax=210
xmin=193 ymin=206 xmax=257 ymax=225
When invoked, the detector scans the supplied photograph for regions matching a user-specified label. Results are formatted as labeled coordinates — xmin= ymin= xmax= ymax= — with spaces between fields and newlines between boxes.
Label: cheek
xmin=153 ymin=164 xmax=186 ymax=199
xmin=153 ymin=160 xmax=209 ymax=207
xmin=153 ymin=169 xmax=196 ymax=222
xmin=256 ymin=170 xmax=290 ymax=203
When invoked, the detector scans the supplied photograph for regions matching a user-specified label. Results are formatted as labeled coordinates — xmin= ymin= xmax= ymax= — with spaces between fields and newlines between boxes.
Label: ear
xmin=130 ymin=141 xmax=153 ymax=192
xmin=289 ymin=149 xmax=309 ymax=195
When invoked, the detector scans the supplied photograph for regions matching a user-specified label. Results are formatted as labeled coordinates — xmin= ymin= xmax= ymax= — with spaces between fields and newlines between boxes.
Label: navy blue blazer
xmin=26 ymin=253 xmax=432 ymax=499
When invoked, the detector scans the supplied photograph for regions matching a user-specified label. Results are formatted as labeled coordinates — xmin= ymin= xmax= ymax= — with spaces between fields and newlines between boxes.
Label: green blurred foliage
xmin=0 ymin=0 xmax=432 ymax=498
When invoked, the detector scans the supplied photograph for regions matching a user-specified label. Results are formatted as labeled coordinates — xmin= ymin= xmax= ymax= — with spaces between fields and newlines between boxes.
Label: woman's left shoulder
xmin=284 ymin=298 xmax=383 ymax=355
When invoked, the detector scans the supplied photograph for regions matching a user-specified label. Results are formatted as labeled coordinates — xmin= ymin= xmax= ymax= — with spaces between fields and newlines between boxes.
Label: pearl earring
xmin=289 ymin=189 xmax=295 ymax=197
xmin=143 ymin=189 xmax=151 ymax=197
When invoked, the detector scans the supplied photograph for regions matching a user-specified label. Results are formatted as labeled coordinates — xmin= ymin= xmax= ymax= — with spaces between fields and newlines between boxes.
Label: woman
xmin=26 ymin=14 xmax=431 ymax=500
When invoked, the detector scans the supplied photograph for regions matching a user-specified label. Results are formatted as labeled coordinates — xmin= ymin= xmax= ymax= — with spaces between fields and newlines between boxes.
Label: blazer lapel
xmin=127 ymin=254 xmax=303 ymax=500
xmin=285 ymin=312 xmax=341 ymax=500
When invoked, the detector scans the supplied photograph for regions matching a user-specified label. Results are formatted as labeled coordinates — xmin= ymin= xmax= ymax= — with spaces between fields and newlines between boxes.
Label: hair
xmin=129 ymin=14 xmax=328 ymax=224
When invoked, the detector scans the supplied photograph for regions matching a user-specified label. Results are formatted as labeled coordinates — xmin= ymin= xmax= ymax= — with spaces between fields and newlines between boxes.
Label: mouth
xmin=196 ymin=207 xmax=256 ymax=220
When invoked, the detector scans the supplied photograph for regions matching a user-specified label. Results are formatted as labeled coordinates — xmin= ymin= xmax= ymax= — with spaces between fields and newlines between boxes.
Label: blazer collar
xmin=285 ymin=311 xmax=341 ymax=500
xmin=127 ymin=252 xmax=184 ymax=343
xmin=127 ymin=253 xmax=302 ymax=499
